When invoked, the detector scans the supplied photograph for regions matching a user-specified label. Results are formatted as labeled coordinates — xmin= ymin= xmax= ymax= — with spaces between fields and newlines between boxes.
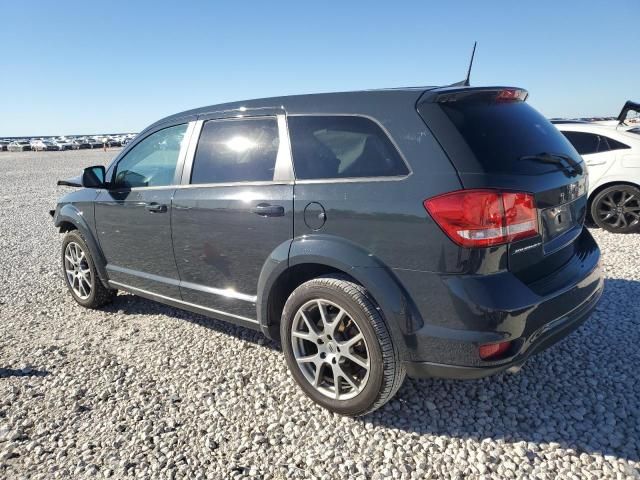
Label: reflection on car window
xmin=113 ymin=124 xmax=187 ymax=188
xmin=191 ymin=118 xmax=279 ymax=184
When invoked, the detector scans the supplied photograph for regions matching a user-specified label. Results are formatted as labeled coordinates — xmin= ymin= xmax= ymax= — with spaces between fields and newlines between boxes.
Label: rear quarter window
xmin=288 ymin=116 xmax=409 ymax=180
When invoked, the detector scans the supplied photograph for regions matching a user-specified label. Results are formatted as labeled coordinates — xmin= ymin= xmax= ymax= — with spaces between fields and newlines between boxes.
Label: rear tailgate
xmin=417 ymin=87 xmax=589 ymax=281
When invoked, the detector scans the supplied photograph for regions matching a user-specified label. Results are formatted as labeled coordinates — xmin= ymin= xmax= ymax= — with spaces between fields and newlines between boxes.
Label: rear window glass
xmin=288 ymin=116 xmax=409 ymax=180
xmin=439 ymin=100 xmax=580 ymax=174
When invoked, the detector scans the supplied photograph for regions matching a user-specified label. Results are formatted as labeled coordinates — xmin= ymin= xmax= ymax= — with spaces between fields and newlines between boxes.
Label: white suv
xmin=554 ymin=119 xmax=640 ymax=233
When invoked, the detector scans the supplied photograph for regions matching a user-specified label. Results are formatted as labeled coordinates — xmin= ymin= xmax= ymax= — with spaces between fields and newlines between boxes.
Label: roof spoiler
xmin=617 ymin=100 xmax=640 ymax=124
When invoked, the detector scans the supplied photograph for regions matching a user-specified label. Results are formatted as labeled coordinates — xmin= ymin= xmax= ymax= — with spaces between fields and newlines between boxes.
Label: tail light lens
xmin=424 ymin=189 xmax=538 ymax=248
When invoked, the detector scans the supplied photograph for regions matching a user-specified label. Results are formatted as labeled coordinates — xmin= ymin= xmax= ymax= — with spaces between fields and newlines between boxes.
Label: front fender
xmin=256 ymin=234 xmax=423 ymax=357
xmin=54 ymin=203 xmax=109 ymax=288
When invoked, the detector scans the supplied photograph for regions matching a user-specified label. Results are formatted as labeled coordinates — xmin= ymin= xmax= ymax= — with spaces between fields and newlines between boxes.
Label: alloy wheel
xmin=596 ymin=190 xmax=640 ymax=230
xmin=64 ymin=242 xmax=92 ymax=300
xmin=290 ymin=299 xmax=370 ymax=400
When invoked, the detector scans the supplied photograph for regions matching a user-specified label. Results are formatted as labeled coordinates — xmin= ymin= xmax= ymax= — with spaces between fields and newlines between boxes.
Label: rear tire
xmin=61 ymin=231 xmax=114 ymax=308
xmin=590 ymin=185 xmax=640 ymax=233
xmin=280 ymin=274 xmax=405 ymax=416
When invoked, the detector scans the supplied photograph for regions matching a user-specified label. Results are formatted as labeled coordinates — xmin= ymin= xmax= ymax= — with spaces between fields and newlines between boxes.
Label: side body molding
xmin=54 ymin=203 xmax=110 ymax=288
xmin=256 ymin=234 xmax=424 ymax=353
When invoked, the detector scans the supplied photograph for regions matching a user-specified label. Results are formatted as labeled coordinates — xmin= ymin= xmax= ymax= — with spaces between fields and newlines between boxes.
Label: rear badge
xmin=512 ymin=241 xmax=542 ymax=255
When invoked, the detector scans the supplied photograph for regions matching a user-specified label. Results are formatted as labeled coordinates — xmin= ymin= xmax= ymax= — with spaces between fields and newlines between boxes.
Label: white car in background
xmin=554 ymin=115 xmax=640 ymax=233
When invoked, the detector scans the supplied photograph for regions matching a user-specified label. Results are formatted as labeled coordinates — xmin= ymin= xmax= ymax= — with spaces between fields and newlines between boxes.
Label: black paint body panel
xmin=52 ymin=86 xmax=604 ymax=378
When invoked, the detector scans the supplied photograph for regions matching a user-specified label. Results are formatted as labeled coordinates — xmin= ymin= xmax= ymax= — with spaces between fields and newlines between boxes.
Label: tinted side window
xmin=191 ymin=118 xmax=279 ymax=184
xmin=113 ymin=124 xmax=188 ymax=188
xmin=288 ymin=116 xmax=409 ymax=180
xmin=562 ymin=131 xmax=600 ymax=155
xmin=602 ymin=136 xmax=630 ymax=151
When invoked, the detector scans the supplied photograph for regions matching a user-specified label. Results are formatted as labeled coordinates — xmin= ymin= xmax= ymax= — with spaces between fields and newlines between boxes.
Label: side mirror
xmin=82 ymin=165 xmax=106 ymax=188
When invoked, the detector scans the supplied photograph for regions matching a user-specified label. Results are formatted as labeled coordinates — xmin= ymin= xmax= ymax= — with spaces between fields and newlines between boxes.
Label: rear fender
xmin=257 ymin=234 xmax=423 ymax=357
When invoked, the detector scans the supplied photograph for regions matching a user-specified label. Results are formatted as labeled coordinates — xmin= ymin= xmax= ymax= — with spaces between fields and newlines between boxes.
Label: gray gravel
xmin=1 ymin=149 xmax=639 ymax=480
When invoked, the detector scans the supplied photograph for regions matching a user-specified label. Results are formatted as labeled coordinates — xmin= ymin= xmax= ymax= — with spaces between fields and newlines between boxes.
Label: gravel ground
xmin=0 ymin=149 xmax=639 ymax=480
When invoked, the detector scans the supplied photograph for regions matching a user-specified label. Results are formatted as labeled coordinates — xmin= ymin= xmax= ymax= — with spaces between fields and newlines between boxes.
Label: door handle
xmin=145 ymin=203 xmax=168 ymax=213
xmin=585 ymin=160 xmax=607 ymax=166
xmin=252 ymin=203 xmax=285 ymax=217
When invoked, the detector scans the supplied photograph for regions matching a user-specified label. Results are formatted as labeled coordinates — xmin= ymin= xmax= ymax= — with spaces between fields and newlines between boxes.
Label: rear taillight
xmin=424 ymin=189 xmax=538 ymax=248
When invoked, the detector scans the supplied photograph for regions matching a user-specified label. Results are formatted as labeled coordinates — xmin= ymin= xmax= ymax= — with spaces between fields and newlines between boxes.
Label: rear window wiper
xmin=519 ymin=152 xmax=583 ymax=177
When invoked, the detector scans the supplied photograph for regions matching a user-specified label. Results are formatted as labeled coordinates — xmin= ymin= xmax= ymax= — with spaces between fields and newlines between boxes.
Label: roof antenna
xmin=447 ymin=42 xmax=477 ymax=87
xmin=464 ymin=41 xmax=477 ymax=86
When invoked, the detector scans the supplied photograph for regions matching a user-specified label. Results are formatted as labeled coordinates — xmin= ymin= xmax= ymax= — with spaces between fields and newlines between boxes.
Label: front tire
xmin=61 ymin=231 xmax=114 ymax=308
xmin=281 ymin=275 xmax=405 ymax=416
xmin=591 ymin=185 xmax=640 ymax=233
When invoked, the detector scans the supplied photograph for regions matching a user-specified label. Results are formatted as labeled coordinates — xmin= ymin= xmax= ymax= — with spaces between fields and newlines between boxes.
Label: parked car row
xmin=0 ymin=133 xmax=137 ymax=152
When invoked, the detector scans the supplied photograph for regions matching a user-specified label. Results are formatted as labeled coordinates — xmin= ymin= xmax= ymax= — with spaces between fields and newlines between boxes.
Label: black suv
xmin=52 ymin=86 xmax=604 ymax=415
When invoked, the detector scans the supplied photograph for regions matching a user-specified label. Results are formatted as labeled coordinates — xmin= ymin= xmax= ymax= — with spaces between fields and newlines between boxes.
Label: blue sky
xmin=1 ymin=0 xmax=638 ymax=136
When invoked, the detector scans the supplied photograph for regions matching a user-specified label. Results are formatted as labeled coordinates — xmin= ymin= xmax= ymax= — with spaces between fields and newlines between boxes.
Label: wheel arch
xmin=55 ymin=204 xmax=110 ymax=288
xmin=256 ymin=235 xmax=423 ymax=357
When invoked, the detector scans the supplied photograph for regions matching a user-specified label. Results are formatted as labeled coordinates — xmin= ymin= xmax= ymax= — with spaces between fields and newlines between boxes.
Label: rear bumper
xmin=396 ymin=227 xmax=604 ymax=378
xmin=403 ymin=275 xmax=602 ymax=378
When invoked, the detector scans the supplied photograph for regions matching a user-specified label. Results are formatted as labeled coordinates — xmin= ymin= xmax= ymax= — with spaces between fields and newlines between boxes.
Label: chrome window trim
xmin=179 ymin=120 xmax=204 ymax=185
xmin=109 ymin=281 xmax=258 ymax=324
xmin=295 ymin=175 xmax=410 ymax=184
xmin=173 ymin=180 xmax=293 ymax=190
xmin=172 ymin=121 xmax=197 ymax=185
xmin=274 ymin=114 xmax=295 ymax=182
xmin=286 ymin=113 xmax=413 ymax=183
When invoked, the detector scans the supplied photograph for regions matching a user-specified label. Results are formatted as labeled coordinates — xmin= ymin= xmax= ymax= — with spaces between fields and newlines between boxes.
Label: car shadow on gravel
xmin=0 ymin=368 xmax=49 ymax=378
xmin=367 ymin=278 xmax=640 ymax=463
xmin=104 ymin=293 xmax=280 ymax=351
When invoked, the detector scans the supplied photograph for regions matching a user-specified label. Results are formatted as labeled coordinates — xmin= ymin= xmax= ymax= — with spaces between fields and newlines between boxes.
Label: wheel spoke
xmin=336 ymin=364 xmax=358 ymax=391
xmin=622 ymin=194 xmax=635 ymax=205
xmin=620 ymin=214 xmax=628 ymax=227
xmin=613 ymin=215 xmax=622 ymax=228
xmin=339 ymin=332 xmax=364 ymax=350
xmin=81 ymin=276 xmax=92 ymax=292
xmin=342 ymin=351 xmax=369 ymax=369
xmin=292 ymin=330 xmax=317 ymax=342
xmin=295 ymin=353 xmax=317 ymax=366
xmin=317 ymin=300 xmax=329 ymax=331
xmin=332 ymin=366 xmax=341 ymax=400
xmin=312 ymin=363 xmax=323 ymax=387
xmin=299 ymin=311 xmax=320 ymax=337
